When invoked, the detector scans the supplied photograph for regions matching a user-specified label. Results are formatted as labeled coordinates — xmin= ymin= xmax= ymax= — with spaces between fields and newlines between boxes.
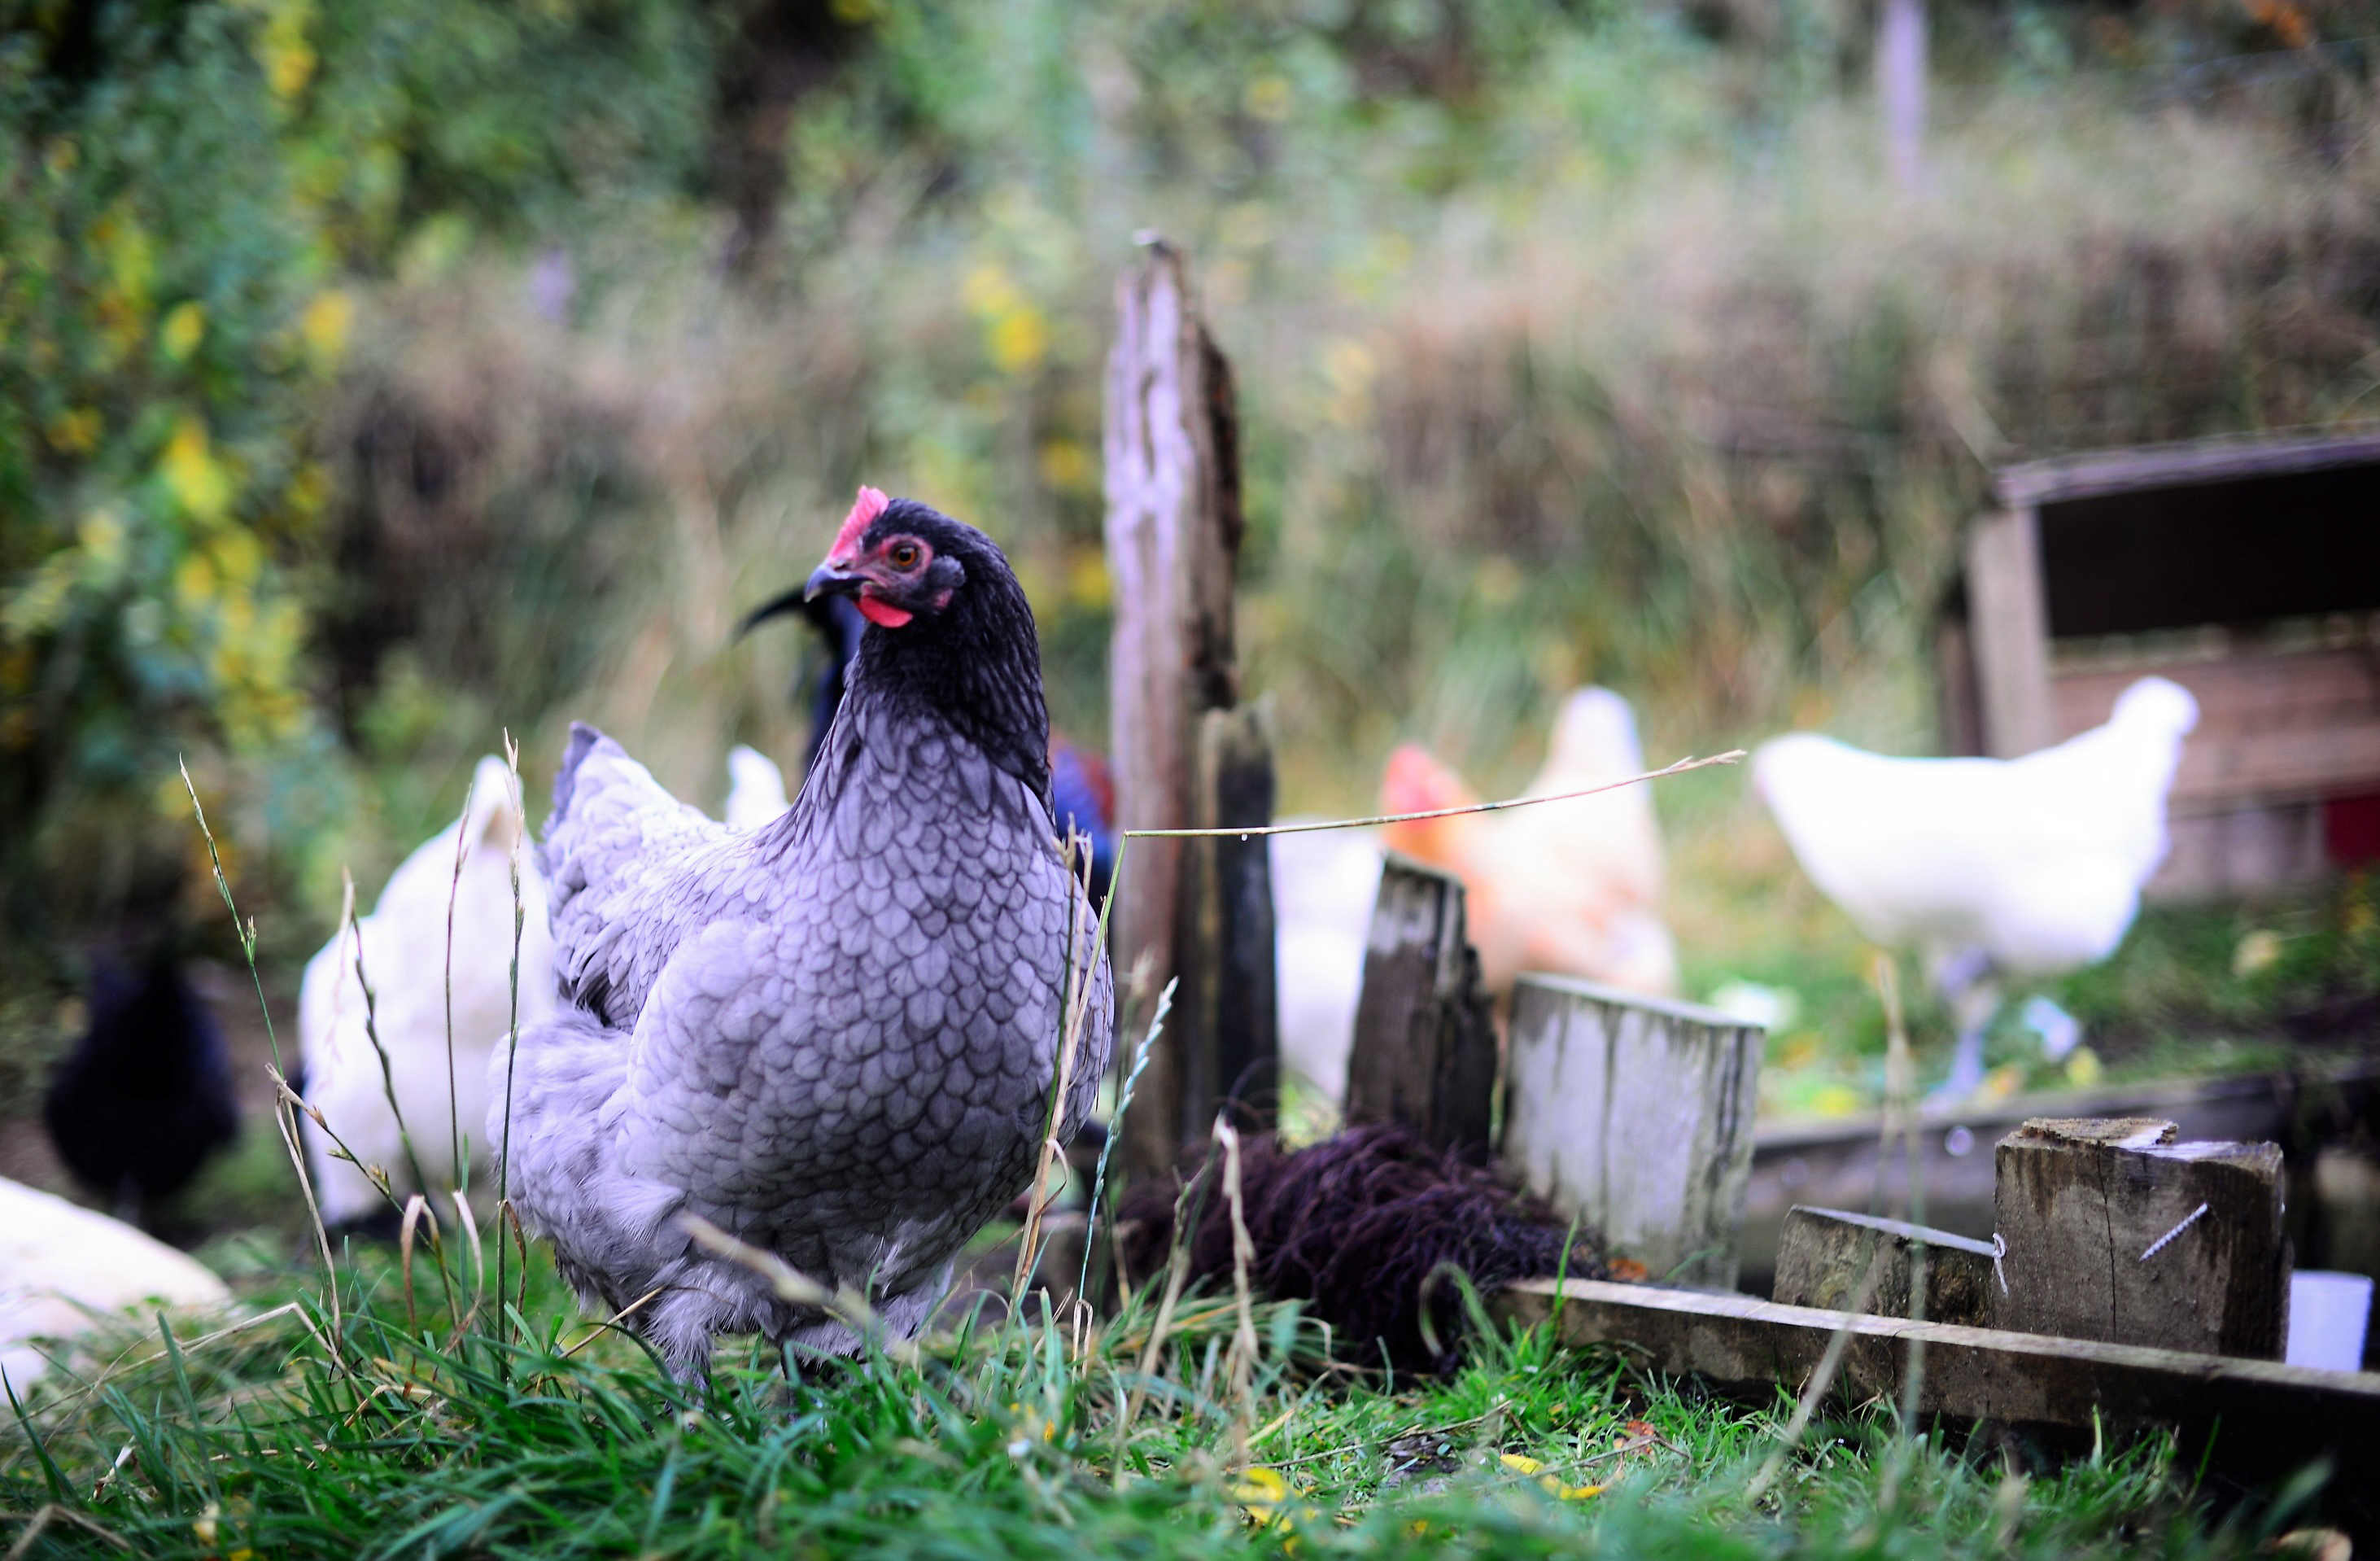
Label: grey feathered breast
xmin=497 ymin=674 xmax=1112 ymax=1378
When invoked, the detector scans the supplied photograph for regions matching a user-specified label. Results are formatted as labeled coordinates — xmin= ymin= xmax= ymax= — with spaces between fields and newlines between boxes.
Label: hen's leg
xmin=1927 ymin=947 xmax=1998 ymax=1104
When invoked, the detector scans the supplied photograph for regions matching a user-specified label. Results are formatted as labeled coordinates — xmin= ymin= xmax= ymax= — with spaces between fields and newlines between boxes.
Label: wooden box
xmin=1938 ymin=429 xmax=2380 ymax=895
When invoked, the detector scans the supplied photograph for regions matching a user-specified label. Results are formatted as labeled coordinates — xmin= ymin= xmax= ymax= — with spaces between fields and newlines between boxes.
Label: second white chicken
xmin=300 ymin=755 xmax=555 ymax=1226
xmin=1753 ymin=675 xmax=2198 ymax=1096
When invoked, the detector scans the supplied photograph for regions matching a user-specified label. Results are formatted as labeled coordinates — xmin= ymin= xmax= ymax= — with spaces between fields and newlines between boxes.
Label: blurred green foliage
xmin=0 ymin=0 xmax=713 ymax=945
xmin=5 ymin=0 xmax=2379 ymax=989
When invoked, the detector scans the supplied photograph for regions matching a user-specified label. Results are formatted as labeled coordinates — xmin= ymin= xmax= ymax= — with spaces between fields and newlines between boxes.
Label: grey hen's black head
xmin=744 ymin=487 xmax=1050 ymax=802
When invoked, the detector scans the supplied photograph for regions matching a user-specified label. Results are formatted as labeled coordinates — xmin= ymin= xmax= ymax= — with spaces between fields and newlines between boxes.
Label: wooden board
xmin=1995 ymin=428 xmax=2380 ymax=509
xmin=1739 ymin=1060 xmax=2380 ymax=1299
xmin=1502 ymin=975 xmax=1762 ymax=1288
xmin=1963 ymin=509 xmax=2056 ymax=758
xmin=1103 ymin=241 xmax=1267 ymax=1168
xmin=2050 ymin=648 xmax=2380 ymax=807
xmin=1498 ymin=1277 xmax=2380 ymax=1534
xmin=1995 ymin=1118 xmax=2289 ymax=1359
xmin=1344 ymin=856 xmax=1496 ymax=1153
xmin=1174 ymin=703 xmax=1278 ymax=1132
xmin=1771 ymin=1205 xmax=1998 ymax=1328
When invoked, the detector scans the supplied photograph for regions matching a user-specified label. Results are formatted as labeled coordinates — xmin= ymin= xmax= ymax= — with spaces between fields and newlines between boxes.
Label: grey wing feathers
xmin=543 ymin=723 xmax=735 ymax=1025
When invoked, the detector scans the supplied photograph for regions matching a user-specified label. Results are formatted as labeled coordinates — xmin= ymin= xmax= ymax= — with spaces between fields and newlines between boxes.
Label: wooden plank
xmin=1739 ymin=1060 xmax=2380 ymax=1299
xmin=2155 ymin=799 xmax=2329 ymax=899
xmin=1496 ymin=1277 xmax=2380 ymax=1533
xmin=1772 ymin=1206 xmax=1998 ymax=1328
xmin=1964 ymin=508 xmax=2056 ymax=757
xmin=1501 ymin=974 xmax=1762 ymax=1288
xmin=1996 ymin=427 xmax=2380 ymax=509
xmin=1343 ymin=856 xmax=1496 ymax=1153
xmin=1174 ymin=703 xmax=1278 ymax=1135
xmin=1104 ymin=240 xmax=1269 ymax=1170
xmin=2050 ymin=649 xmax=2380 ymax=805
xmin=1995 ymin=1118 xmax=2289 ymax=1359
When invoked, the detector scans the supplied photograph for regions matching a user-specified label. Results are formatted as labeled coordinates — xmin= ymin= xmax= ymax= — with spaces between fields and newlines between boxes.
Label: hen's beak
xmin=802 ymin=562 xmax=867 ymax=603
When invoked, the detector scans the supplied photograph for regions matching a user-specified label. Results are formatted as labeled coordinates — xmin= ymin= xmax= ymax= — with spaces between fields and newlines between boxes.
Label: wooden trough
xmin=1939 ymin=428 xmax=2380 ymax=896
xmin=1496 ymin=1277 xmax=2380 ymax=1535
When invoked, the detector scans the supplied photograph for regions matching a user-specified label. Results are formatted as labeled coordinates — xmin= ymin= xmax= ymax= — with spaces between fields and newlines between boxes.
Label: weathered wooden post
xmin=1771 ymin=1205 xmax=1998 ymax=1328
xmin=1994 ymin=1117 xmax=2290 ymax=1358
xmin=1343 ymin=856 xmax=1497 ymax=1153
xmin=1105 ymin=239 xmax=1277 ymax=1174
xmin=1501 ymin=975 xmax=1762 ymax=1288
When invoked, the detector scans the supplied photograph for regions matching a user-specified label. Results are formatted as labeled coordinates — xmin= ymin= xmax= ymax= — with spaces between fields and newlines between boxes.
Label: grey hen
xmin=493 ymin=489 xmax=1113 ymax=1379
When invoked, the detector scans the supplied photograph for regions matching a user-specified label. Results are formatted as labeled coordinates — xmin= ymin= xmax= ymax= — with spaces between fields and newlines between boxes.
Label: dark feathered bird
xmin=1117 ymin=1124 xmax=1607 ymax=1375
xmin=496 ymin=488 xmax=1113 ymax=1380
xmin=728 ymin=588 xmax=865 ymax=786
xmin=45 ymin=952 xmax=240 ymax=1225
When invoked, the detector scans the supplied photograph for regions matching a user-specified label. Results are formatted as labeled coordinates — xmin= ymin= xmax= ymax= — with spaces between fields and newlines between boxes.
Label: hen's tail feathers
xmin=1116 ymin=1124 xmax=1609 ymax=1375
xmin=551 ymin=722 xmax=606 ymax=826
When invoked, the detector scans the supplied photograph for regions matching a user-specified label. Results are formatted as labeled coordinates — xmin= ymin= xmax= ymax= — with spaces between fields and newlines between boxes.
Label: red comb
xmin=830 ymin=486 xmax=890 ymax=560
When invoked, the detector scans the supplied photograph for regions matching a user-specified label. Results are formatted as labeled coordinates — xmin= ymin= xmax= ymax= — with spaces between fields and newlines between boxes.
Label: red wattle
xmin=856 ymin=595 xmax=913 ymax=628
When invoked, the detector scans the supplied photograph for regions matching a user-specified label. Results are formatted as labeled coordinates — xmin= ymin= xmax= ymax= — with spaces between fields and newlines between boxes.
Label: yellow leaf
xmin=301 ymin=289 xmax=352 ymax=374
xmin=1810 ymin=1083 xmax=1864 ymax=1117
xmin=1242 ymin=74 xmax=1294 ymax=122
xmin=1063 ymin=549 xmax=1110 ymax=610
xmin=161 ymin=418 xmax=235 ymax=522
xmin=260 ymin=0 xmax=318 ymax=98
xmin=45 ymin=406 xmax=102 ymax=454
xmin=176 ymin=551 xmax=220 ymax=609
xmin=961 ymin=264 xmax=1020 ymax=318
xmin=1230 ymin=1466 xmax=1291 ymax=1527
xmin=161 ymin=300 xmax=206 ymax=361
xmin=1503 ymin=1450 xmax=1602 ymax=1500
xmin=78 ymin=508 xmax=126 ymax=575
xmin=1036 ymin=439 xmax=1094 ymax=496
xmin=987 ymin=307 xmax=1047 ymax=375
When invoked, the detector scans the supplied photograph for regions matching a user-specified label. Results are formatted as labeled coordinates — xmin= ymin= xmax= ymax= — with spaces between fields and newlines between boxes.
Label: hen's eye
xmin=887 ymin=541 xmax=923 ymax=570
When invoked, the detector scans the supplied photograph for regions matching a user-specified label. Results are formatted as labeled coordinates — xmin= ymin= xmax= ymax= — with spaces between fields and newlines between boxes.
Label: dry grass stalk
xmin=1746 ymin=952 xmax=1926 ymax=1504
xmin=495 ymin=731 xmax=529 ymax=1350
xmin=1214 ymin=1118 xmax=1260 ymax=1411
xmin=678 ymin=1214 xmax=921 ymax=1369
xmin=441 ymin=765 xmax=480 ymax=1198
xmin=399 ymin=1195 xmax=442 ymax=1332
xmin=1011 ymin=827 xmax=1098 ymax=1304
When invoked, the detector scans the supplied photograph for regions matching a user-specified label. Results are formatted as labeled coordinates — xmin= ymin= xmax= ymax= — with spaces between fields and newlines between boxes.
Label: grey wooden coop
xmin=1937 ymin=428 xmax=2380 ymax=896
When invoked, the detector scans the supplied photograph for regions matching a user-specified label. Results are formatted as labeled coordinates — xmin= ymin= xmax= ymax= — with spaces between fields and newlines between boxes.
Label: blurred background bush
xmin=4 ymin=0 xmax=2377 ymax=1129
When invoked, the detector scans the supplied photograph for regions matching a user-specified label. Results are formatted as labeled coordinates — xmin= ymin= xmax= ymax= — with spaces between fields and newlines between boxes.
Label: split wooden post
xmin=1105 ymin=238 xmax=1277 ymax=1173
xmin=1771 ymin=1205 xmax=1998 ymax=1328
xmin=1343 ymin=856 xmax=1497 ymax=1153
xmin=1501 ymin=975 xmax=1762 ymax=1288
xmin=1994 ymin=1117 xmax=2290 ymax=1359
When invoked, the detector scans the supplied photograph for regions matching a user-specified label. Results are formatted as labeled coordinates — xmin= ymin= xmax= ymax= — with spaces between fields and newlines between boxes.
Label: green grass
xmin=0 ymin=1236 xmax=2305 ymax=1560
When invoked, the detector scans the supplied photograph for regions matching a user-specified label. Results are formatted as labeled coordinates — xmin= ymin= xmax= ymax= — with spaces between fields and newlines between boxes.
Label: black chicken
xmin=45 ymin=951 xmax=241 ymax=1225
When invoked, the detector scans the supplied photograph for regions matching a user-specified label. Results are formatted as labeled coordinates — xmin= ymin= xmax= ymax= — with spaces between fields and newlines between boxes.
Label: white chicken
xmin=300 ymin=755 xmax=556 ymax=1227
xmin=1753 ymin=675 xmax=2198 ymax=1099
xmin=723 ymin=744 xmax=791 ymax=829
xmin=2 ymin=1176 xmax=229 ymax=1389
xmin=1270 ymin=824 xmax=1385 ymax=1103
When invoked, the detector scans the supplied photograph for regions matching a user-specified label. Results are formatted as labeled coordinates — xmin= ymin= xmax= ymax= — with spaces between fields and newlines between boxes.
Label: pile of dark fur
xmin=1116 ymin=1123 xmax=1606 ymax=1375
